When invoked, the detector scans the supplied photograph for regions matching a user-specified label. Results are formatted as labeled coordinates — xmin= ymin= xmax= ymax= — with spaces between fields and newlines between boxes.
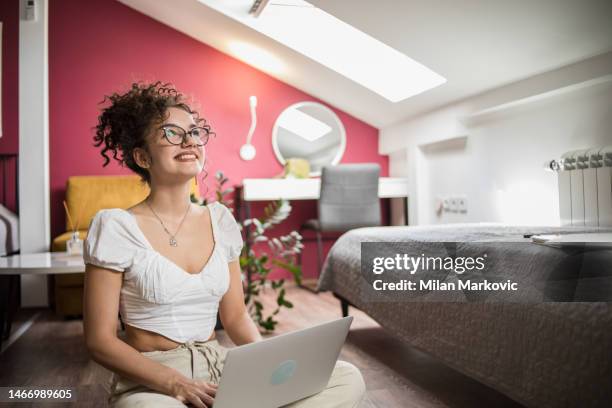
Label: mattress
xmin=317 ymin=224 xmax=612 ymax=408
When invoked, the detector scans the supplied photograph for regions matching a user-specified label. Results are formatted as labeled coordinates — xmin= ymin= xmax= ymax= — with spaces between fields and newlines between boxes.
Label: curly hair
xmin=93 ymin=81 xmax=213 ymax=185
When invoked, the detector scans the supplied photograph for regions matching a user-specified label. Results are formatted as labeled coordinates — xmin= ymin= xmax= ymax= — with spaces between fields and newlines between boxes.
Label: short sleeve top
xmin=83 ymin=201 xmax=243 ymax=343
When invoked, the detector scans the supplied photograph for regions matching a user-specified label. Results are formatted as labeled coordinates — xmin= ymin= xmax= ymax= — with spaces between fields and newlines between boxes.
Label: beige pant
xmin=108 ymin=339 xmax=366 ymax=407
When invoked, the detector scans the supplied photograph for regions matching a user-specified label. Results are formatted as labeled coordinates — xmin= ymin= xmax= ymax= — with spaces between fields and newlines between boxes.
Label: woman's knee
xmin=111 ymin=392 xmax=187 ymax=408
xmin=332 ymin=360 xmax=366 ymax=400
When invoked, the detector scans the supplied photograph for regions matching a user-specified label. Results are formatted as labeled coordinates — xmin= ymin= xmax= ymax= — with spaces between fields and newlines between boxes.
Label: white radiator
xmin=550 ymin=146 xmax=612 ymax=227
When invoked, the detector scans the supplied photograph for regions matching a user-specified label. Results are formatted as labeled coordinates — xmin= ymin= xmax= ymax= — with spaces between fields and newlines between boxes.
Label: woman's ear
xmin=133 ymin=147 xmax=151 ymax=169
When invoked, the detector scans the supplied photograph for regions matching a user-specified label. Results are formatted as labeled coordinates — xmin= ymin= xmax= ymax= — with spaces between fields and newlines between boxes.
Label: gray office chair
xmin=298 ymin=163 xmax=381 ymax=291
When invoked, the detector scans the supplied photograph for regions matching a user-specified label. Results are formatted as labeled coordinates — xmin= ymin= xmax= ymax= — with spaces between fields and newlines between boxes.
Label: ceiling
xmin=118 ymin=0 xmax=612 ymax=128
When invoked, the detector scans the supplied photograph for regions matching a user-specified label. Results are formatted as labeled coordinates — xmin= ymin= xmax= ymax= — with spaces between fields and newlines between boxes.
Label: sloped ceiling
xmin=118 ymin=0 xmax=612 ymax=128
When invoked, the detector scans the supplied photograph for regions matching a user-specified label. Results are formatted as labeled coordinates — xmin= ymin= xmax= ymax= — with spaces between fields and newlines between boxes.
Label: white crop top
xmin=83 ymin=201 xmax=243 ymax=343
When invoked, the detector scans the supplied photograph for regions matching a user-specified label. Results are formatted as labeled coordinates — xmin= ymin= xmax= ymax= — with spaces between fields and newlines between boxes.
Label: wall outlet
xmin=442 ymin=198 xmax=451 ymax=212
xmin=457 ymin=196 xmax=468 ymax=213
xmin=439 ymin=195 xmax=468 ymax=214
xmin=449 ymin=198 xmax=458 ymax=212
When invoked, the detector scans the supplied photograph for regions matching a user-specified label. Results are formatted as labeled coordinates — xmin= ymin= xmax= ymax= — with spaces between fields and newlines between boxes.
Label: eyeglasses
xmin=159 ymin=124 xmax=210 ymax=146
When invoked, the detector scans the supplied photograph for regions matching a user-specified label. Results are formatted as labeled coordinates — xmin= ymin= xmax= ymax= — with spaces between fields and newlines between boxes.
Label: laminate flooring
xmin=0 ymin=286 xmax=523 ymax=408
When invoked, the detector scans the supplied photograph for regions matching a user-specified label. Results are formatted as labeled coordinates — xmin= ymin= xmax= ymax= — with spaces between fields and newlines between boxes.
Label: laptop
xmin=531 ymin=232 xmax=612 ymax=247
xmin=214 ymin=316 xmax=353 ymax=408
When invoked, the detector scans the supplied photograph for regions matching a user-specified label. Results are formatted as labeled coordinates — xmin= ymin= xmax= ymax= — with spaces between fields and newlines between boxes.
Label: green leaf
xmin=271 ymin=279 xmax=284 ymax=289
xmin=271 ymin=259 xmax=302 ymax=277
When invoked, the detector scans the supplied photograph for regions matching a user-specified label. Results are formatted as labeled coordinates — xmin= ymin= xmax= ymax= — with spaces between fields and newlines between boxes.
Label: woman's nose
xmin=181 ymin=136 xmax=196 ymax=147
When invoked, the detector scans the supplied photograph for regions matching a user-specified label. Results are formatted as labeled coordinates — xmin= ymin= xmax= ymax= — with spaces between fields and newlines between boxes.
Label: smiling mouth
xmin=174 ymin=153 xmax=198 ymax=162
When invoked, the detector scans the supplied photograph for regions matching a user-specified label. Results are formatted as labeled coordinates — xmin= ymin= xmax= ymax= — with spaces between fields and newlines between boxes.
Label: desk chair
xmin=298 ymin=163 xmax=381 ymax=291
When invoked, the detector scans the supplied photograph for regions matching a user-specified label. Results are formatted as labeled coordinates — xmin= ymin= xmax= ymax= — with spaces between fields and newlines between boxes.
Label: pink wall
xmin=45 ymin=0 xmax=387 ymax=279
xmin=0 ymin=0 xmax=19 ymax=213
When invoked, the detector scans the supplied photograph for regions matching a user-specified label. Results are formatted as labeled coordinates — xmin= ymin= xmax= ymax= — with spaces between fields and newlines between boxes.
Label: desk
xmin=234 ymin=178 xmax=409 ymax=276
xmin=240 ymin=177 xmax=410 ymax=201
xmin=236 ymin=177 xmax=409 ymax=221
xmin=0 ymin=253 xmax=84 ymax=342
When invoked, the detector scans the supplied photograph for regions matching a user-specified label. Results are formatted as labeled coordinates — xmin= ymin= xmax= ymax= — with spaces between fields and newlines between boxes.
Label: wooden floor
xmin=0 ymin=286 xmax=524 ymax=408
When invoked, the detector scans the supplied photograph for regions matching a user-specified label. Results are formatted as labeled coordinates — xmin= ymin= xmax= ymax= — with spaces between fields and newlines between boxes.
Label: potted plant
xmin=192 ymin=171 xmax=303 ymax=332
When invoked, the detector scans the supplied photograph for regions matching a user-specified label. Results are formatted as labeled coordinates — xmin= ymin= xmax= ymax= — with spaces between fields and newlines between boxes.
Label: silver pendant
xmin=169 ymin=237 xmax=178 ymax=247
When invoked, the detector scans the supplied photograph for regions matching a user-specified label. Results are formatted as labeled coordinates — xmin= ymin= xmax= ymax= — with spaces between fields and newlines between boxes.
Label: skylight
xmin=200 ymin=0 xmax=447 ymax=102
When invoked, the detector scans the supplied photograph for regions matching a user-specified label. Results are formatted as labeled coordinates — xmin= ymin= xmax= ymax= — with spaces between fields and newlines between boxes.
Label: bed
xmin=317 ymin=224 xmax=612 ymax=408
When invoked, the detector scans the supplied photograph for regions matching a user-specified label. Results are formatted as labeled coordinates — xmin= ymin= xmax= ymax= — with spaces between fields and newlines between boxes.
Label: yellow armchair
xmin=52 ymin=175 xmax=199 ymax=316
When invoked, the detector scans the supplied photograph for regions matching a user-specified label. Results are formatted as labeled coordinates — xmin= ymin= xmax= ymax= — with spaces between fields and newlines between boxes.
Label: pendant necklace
xmin=146 ymin=198 xmax=191 ymax=247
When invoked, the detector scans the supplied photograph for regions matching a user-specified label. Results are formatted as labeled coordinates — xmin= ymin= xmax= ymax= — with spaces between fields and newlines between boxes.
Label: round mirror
xmin=272 ymin=102 xmax=346 ymax=176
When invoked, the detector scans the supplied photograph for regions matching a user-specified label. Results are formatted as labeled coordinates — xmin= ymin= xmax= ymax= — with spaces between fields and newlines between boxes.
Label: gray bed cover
xmin=317 ymin=224 xmax=612 ymax=408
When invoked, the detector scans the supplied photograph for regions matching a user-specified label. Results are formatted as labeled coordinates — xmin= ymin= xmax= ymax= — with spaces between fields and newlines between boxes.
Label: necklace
xmin=145 ymin=198 xmax=191 ymax=247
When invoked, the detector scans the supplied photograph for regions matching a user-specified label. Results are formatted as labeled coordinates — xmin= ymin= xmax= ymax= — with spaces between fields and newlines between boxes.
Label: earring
xmin=195 ymin=175 xmax=198 ymax=186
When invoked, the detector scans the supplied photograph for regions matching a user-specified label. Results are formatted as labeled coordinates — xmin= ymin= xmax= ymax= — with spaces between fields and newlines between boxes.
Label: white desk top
xmin=0 ymin=252 xmax=85 ymax=275
xmin=241 ymin=177 xmax=409 ymax=201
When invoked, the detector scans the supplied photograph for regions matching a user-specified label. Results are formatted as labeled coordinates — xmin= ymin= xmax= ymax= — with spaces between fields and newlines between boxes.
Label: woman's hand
xmin=169 ymin=374 xmax=218 ymax=408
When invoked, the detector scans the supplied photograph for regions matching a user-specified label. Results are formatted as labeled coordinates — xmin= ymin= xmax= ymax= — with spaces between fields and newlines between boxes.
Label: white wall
xmin=388 ymin=149 xmax=409 ymax=225
xmin=381 ymin=52 xmax=612 ymax=226
xmin=19 ymin=0 xmax=50 ymax=307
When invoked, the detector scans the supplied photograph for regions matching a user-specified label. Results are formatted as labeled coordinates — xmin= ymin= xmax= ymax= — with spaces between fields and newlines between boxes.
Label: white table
xmin=0 ymin=252 xmax=85 ymax=342
xmin=234 ymin=177 xmax=410 ymax=288
xmin=0 ymin=252 xmax=85 ymax=275
xmin=236 ymin=177 xmax=409 ymax=227
xmin=240 ymin=177 xmax=410 ymax=201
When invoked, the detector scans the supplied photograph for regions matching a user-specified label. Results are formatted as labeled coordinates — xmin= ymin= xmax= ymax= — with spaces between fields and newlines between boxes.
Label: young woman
xmin=82 ymin=82 xmax=366 ymax=407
